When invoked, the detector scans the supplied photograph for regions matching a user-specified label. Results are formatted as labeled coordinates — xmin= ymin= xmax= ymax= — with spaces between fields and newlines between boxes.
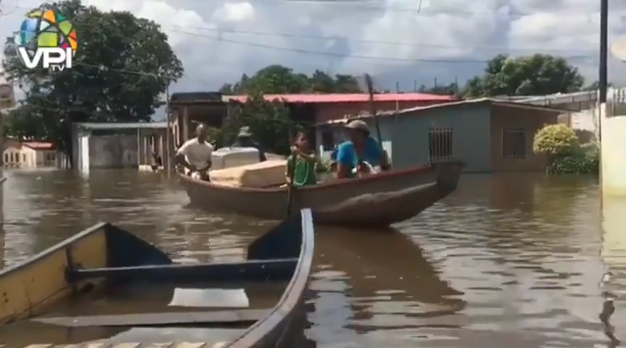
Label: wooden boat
xmin=0 ymin=209 xmax=314 ymax=348
xmin=180 ymin=160 xmax=463 ymax=227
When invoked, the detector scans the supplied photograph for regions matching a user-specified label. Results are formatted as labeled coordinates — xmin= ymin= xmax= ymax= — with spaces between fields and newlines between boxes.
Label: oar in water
xmin=286 ymin=131 xmax=297 ymax=217
xmin=286 ymin=167 xmax=296 ymax=217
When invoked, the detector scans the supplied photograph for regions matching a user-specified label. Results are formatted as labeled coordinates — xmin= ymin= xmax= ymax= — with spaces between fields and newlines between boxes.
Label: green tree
xmin=462 ymin=54 xmax=584 ymax=97
xmin=2 ymin=0 xmax=183 ymax=167
xmin=218 ymin=65 xmax=362 ymax=94
xmin=418 ymin=82 xmax=459 ymax=96
xmin=216 ymin=93 xmax=299 ymax=154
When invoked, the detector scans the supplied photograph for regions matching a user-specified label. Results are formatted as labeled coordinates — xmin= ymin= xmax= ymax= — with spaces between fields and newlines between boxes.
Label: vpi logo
xmin=14 ymin=9 xmax=78 ymax=71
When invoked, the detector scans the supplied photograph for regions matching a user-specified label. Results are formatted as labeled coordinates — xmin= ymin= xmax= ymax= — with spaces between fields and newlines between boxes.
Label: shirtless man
xmin=175 ymin=124 xmax=214 ymax=180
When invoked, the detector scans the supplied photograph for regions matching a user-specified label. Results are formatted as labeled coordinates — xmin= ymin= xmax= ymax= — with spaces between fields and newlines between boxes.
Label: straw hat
xmin=344 ymin=120 xmax=370 ymax=133
xmin=237 ymin=126 xmax=252 ymax=137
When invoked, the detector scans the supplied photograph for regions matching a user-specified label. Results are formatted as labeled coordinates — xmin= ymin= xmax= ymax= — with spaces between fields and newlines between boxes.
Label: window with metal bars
xmin=502 ymin=128 xmax=526 ymax=159
xmin=428 ymin=128 xmax=453 ymax=162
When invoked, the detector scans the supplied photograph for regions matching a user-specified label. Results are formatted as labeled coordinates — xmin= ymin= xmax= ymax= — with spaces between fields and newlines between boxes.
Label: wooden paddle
xmin=286 ymin=130 xmax=297 ymax=217
xmin=364 ymin=74 xmax=389 ymax=170
xmin=364 ymin=74 xmax=383 ymax=146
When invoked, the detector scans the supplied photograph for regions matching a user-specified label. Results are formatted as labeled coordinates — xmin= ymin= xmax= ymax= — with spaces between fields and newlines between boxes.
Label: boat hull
xmin=4 ymin=210 xmax=315 ymax=348
xmin=181 ymin=161 xmax=463 ymax=227
xmin=0 ymin=223 xmax=171 ymax=325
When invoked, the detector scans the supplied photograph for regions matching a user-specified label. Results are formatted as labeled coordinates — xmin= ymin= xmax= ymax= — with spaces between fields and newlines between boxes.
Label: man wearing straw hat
xmin=231 ymin=126 xmax=267 ymax=162
xmin=335 ymin=119 xmax=390 ymax=179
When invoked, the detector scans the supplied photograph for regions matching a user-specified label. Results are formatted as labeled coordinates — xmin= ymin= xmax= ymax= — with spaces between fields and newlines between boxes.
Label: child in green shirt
xmin=286 ymin=131 xmax=317 ymax=187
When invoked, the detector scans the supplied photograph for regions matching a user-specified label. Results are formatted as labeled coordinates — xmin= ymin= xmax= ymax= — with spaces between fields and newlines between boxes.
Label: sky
xmin=0 ymin=0 xmax=625 ymax=102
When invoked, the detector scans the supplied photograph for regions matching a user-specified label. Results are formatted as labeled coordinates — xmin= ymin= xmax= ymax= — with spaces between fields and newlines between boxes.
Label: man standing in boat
xmin=231 ymin=126 xmax=267 ymax=162
xmin=335 ymin=120 xmax=390 ymax=179
xmin=175 ymin=123 xmax=214 ymax=180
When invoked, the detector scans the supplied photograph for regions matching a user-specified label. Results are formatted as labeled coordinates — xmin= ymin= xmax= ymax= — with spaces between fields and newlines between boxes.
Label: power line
xmin=1 ymin=0 xmax=607 ymax=19
xmin=0 ymin=1 xmax=604 ymax=55
xmin=169 ymin=24 xmax=597 ymax=53
xmin=169 ymin=28 xmax=595 ymax=63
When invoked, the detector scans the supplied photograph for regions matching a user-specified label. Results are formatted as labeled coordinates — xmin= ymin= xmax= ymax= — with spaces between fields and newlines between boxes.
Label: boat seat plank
xmin=70 ymin=258 xmax=298 ymax=282
xmin=31 ymin=309 xmax=269 ymax=327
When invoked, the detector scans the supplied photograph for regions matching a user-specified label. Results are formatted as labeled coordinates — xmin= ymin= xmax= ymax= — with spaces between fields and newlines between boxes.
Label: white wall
xmin=601 ymin=88 xmax=626 ymax=196
xmin=88 ymin=135 xmax=137 ymax=169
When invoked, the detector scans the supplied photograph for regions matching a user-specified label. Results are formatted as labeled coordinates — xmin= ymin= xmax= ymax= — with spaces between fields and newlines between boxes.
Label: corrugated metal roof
xmin=22 ymin=141 xmax=55 ymax=150
xmin=513 ymin=91 xmax=597 ymax=105
xmin=170 ymin=92 xmax=223 ymax=103
xmin=224 ymin=93 xmax=457 ymax=104
xmin=315 ymin=98 xmax=571 ymax=126
xmin=74 ymin=122 xmax=168 ymax=130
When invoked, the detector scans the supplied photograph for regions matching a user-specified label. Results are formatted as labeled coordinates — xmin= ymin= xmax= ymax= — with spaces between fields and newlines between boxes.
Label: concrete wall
xmin=88 ymin=135 xmax=138 ymax=169
xmin=601 ymin=88 xmax=626 ymax=196
xmin=489 ymin=105 xmax=559 ymax=172
xmin=387 ymin=103 xmax=492 ymax=172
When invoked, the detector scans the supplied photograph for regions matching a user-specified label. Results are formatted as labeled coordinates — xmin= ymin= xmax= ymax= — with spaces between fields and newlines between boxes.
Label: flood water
xmin=0 ymin=168 xmax=622 ymax=348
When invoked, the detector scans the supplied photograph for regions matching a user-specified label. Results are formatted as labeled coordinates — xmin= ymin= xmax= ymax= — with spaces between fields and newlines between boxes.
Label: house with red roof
xmin=314 ymin=98 xmax=569 ymax=172
xmin=3 ymin=139 xmax=59 ymax=168
xmin=167 ymin=92 xmax=457 ymax=146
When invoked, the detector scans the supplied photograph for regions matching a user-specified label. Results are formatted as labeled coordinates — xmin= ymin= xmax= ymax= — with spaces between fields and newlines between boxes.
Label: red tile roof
xmin=226 ymin=93 xmax=457 ymax=104
xmin=22 ymin=141 xmax=55 ymax=150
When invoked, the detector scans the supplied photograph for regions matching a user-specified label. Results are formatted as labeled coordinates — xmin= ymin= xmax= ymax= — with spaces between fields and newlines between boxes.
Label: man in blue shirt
xmin=336 ymin=120 xmax=390 ymax=179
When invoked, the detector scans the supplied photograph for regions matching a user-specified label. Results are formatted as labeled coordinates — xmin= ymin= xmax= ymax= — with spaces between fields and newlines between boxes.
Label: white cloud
xmin=1 ymin=0 xmax=625 ymax=103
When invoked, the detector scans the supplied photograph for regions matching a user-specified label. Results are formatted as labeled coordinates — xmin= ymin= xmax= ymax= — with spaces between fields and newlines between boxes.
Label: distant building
xmin=71 ymin=122 xmax=169 ymax=173
xmin=315 ymin=98 xmax=567 ymax=173
xmin=3 ymin=139 xmax=58 ymax=168
xmin=167 ymin=92 xmax=458 ymax=144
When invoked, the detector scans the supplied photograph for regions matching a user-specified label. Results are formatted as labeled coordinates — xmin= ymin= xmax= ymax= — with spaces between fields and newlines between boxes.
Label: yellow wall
xmin=0 ymin=227 xmax=107 ymax=323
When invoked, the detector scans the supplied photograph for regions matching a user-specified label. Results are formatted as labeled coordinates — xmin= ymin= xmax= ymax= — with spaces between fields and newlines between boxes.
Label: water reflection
xmin=0 ymin=170 xmax=616 ymax=348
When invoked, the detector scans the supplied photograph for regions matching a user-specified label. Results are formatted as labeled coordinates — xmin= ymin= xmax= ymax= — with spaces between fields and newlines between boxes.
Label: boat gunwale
xmin=0 ymin=222 xmax=109 ymax=279
xmin=179 ymin=163 xmax=438 ymax=193
xmin=225 ymin=208 xmax=315 ymax=348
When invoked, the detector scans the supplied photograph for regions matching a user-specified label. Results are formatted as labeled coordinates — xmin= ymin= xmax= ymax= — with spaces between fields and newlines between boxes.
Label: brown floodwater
xmin=0 ymin=168 xmax=621 ymax=348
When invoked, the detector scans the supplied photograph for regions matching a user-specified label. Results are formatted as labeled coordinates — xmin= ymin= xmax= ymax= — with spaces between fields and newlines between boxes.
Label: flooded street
xmin=0 ymin=169 xmax=620 ymax=348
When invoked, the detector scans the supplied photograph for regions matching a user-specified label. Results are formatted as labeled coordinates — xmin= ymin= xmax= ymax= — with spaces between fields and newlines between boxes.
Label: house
xmin=314 ymin=98 xmax=567 ymax=173
xmin=3 ymin=139 xmax=58 ymax=168
xmin=167 ymin=92 xmax=458 ymax=145
xmin=71 ymin=122 xmax=170 ymax=173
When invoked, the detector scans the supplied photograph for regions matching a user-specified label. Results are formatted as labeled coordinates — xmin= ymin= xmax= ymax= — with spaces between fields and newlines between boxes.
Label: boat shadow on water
xmin=312 ymin=226 xmax=467 ymax=333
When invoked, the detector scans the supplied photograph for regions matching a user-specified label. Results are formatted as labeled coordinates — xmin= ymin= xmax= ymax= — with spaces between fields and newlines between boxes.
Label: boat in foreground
xmin=181 ymin=161 xmax=463 ymax=227
xmin=0 ymin=209 xmax=314 ymax=348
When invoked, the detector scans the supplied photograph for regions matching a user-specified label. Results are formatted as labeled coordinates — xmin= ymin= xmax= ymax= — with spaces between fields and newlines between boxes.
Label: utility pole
xmin=599 ymin=0 xmax=608 ymax=104
xmin=165 ymin=84 xmax=171 ymax=179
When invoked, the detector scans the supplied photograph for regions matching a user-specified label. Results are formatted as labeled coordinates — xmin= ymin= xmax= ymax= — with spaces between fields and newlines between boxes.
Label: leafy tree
xmin=462 ymin=54 xmax=584 ymax=97
xmin=533 ymin=124 xmax=580 ymax=158
xmin=2 ymin=0 xmax=183 ymax=167
xmin=214 ymin=92 xmax=299 ymax=155
xmin=418 ymin=82 xmax=459 ymax=96
xmin=582 ymin=80 xmax=613 ymax=91
xmin=218 ymin=65 xmax=362 ymax=94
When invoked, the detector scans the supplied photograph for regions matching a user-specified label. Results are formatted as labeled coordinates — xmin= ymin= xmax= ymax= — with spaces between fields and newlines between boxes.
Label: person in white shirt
xmin=175 ymin=124 xmax=214 ymax=180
